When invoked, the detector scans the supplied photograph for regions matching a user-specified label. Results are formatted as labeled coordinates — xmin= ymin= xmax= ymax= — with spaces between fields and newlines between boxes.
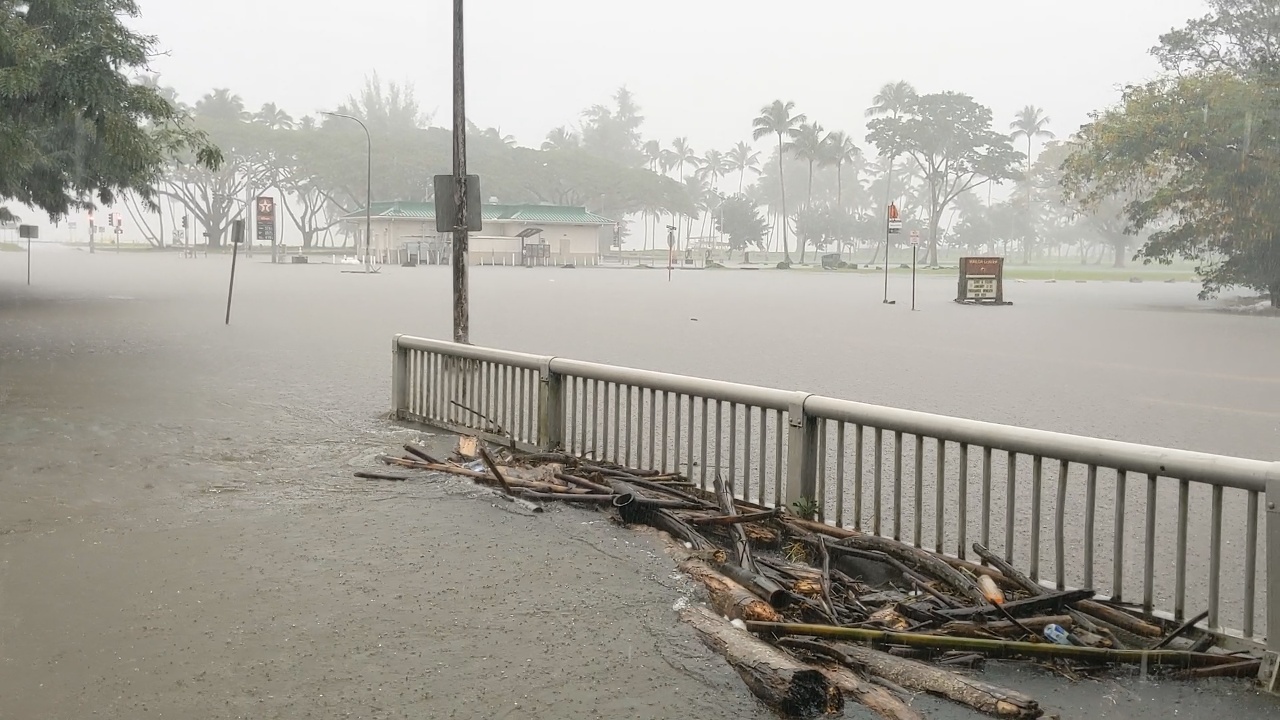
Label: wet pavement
xmin=1 ymin=247 xmax=1277 ymax=718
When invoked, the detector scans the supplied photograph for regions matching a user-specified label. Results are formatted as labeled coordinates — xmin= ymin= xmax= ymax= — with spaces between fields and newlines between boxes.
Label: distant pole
xmin=452 ymin=0 xmax=470 ymax=344
xmin=225 ymin=234 xmax=240 ymax=325
xmin=26 ymin=235 xmax=31 ymax=285
xmin=911 ymin=243 xmax=918 ymax=311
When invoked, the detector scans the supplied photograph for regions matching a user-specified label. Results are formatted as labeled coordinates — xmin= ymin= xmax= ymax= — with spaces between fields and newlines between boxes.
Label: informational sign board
xmin=256 ymin=196 xmax=276 ymax=243
xmin=956 ymin=256 xmax=1009 ymax=305
xmin=18 ymin=225 xmax=37 ymax=239
xmin=909 ymin=229 xmax=920 ymax=246
xmin=434 ymin=174 xmax=483 ymax=233
xmin=887 ymin=203 xmax=901 ymax=234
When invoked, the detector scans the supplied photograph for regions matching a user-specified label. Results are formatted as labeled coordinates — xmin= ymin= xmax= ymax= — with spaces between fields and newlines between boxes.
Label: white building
xmin=340 ymin=201 xmax=616 ymax=266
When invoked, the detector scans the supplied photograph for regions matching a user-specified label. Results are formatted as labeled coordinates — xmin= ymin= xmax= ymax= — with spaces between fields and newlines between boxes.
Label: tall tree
xmin=752 ymin=100 xmax=805 ymax=264
xmin=196 ymin=89 xmax=248 ymax=123
xmin=255 ymin=103 xmax=295 ymax=130
xmin=542 ymin=126 xmax=580 ymax=151
xmin=0 ymin=1 xmax=220 ymax=223
xmin=727 ymin=141 xmax=761 ymax=193
xmin=788 ymin=122 xmax=826 ymax=263
xmin=822 ymin=130 xmax=861 ymax=256
xmin=1010 ymin=105 xmax=1054 ymax=263
xmin=867 ymin=92 xmax=1021 ymax=265
xmin=864 ymin=81 xmax=918 ymax=263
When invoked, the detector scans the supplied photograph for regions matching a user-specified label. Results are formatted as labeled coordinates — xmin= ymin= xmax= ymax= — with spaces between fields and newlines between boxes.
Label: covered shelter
xmin=339 ymin=201 xmax=615 ymax=266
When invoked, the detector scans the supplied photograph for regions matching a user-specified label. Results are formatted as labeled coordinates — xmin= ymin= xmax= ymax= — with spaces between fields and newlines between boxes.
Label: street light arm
xmin=321 ymin=111 xmax=374 ymax=270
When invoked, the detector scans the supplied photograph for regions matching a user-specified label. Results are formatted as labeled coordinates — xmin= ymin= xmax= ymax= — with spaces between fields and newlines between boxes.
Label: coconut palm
xmin=865 ymin=81 xmax=918 ymax=264
xmin=787 ymin=122 xmax=827 ymax=263
xmin=752 ymin=100 xmax=805 ymax=264
xmin=665 ymin=137 xmax=701 ymax=181
xmin=195 ymin=88 xmax=248 ymax=122
xmin=254 ymin=102 xmax=295 ymax=129
xmin=697 ymin=149 xmax=728 ymax=188
xmin=541 ymin=126 xmax=579 ymax=151
xmin=727 ymin=141 xmax=761 ymax=194
xmin=865 ymin=80 xmax=919 ymax=119
xmin=822 ymin=131 xmax=862 ymax=258
xmin=642 ymin=140 xmax=662 ymax=173
xmin=1010 ymin=105 xmax=1054 ymax=262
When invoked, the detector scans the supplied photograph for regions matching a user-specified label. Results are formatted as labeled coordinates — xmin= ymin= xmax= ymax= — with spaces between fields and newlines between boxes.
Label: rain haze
xmin=3 ymin=1 xmax=1280 ymax=719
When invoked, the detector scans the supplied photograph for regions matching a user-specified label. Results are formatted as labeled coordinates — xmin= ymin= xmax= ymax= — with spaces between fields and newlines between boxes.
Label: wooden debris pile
xmin=359 ymin=439 xmax=1263 ymax=719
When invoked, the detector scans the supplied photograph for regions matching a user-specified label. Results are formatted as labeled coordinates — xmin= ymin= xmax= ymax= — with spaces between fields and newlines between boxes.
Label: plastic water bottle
xmin=1043 ymin=624 xmax=1073 ymax=646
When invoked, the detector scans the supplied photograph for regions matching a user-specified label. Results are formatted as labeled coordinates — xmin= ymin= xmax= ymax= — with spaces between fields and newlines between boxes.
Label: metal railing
xmin=392 ymin=335 xmax=1279 ymax=680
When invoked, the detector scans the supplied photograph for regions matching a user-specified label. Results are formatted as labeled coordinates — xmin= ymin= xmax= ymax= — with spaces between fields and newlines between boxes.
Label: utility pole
xmin=451 ymin=0 xmax=470 ymax=344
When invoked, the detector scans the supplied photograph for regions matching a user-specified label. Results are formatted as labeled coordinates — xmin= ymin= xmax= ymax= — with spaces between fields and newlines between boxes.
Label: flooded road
xmin=2 ymin=248 xmax=1277 ymax=718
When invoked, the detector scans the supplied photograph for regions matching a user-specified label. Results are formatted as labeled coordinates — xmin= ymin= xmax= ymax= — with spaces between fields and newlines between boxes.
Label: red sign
xmin=887 ymin=203 xmax=899 ymax=221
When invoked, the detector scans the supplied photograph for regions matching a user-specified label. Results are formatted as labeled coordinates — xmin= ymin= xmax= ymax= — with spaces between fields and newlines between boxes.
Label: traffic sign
xmin=910 ymin=229 xmax=921 ymax=246
xmin=888 ymin=219 xmax=903 ymax=234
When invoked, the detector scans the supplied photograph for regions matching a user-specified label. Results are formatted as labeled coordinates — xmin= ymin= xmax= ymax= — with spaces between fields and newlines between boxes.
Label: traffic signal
xmin=108 ymin=212 xmax=115 ymax=226
xmin=182 ymin=215 xmax=189 ymax=230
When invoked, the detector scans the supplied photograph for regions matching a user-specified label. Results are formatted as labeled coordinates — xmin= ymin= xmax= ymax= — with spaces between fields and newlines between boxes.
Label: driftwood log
xmin=680 ymin=606 xmax=842 ymax=718
xmin=781 ymin=638 xmax=1043 ymax=719
xmin=813 ymin=661 xmax=923 ymax=720
xmin=679 ymin=558 xmax=782 ymax=622
xmin=939 ymin=615 xmax=1073 ymax=639
xmin=970 ymin=542 xmax=1163 ymax=638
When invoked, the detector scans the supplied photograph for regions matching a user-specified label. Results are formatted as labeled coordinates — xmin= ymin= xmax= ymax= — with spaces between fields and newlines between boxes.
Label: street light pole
xmin=321 ymin=111 xmax=373 ymax=271
xmin=452 ymin=0 xmax=470 ymax=344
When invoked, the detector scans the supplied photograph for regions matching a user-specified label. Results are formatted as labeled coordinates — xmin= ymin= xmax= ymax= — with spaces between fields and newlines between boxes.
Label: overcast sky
xmin=138 ymin=0 xmax=1209 ymax=153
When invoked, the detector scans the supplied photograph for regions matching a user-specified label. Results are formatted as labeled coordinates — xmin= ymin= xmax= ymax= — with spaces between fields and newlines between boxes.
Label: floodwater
xmin=1 ymin=247 xmax=1277 ymax=719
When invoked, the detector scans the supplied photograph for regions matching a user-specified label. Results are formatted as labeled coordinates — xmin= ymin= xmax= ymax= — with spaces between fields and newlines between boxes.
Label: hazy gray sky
xmin=143 ymin=0 xmax=1206 ymax=152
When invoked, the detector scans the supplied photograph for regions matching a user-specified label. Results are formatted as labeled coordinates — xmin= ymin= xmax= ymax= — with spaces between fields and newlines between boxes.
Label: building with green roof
xmin=339 ymin=201 xmax=616 ymax=266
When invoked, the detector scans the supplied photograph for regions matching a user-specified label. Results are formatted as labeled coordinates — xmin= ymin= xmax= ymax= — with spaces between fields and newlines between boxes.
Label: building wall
xmin=359 ymin=218 xmax=608 ymax=266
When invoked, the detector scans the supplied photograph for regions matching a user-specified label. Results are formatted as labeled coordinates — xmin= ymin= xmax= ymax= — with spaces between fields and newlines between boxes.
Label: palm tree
xmin=642 ymin=140 xmax=662 ymax=173
xmin=195 ymin=88 xmax=248 ymax=122
xmin=727 ymin=141 xmax=761 ymax=194
xmin=822 ymin=131 xmax=861 ymax=258
xmin=1010 ymin=105 xmax=1054 ymax=263
xmin=254 ymin=102 xmax=295 ymax=129
xmin=787 ymin=122 xmax=826 ymax=263
xmin=541 ymin=126 xmax=579 ymax=151
xmin=666 ymin=137 xmax=701 ymax=180
xmin=865 ymin=81 xmax=918 ymax=264
xmin=697 ymin=149 xmax=727 ymax=187
xmin=752 ymin=100 xmax=805 ymax=264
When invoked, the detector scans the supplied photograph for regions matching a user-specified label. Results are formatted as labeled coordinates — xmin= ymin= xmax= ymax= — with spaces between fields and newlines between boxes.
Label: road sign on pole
xmin=910 ymin=229 xmax=921 ymax=246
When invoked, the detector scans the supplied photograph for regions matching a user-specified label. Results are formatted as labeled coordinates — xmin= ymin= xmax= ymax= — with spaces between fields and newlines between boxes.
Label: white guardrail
xmin=391 ymin=334 xmax=1280 ymax=690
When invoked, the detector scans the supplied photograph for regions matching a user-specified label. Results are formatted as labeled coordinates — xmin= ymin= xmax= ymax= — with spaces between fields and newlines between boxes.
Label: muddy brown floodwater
xmin=2 ymin=248 xmax=1278 ymax=719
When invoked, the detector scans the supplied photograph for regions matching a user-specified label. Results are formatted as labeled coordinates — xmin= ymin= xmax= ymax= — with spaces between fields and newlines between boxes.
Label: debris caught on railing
xmin=356 ymin=437 xmax=1259 ymax=719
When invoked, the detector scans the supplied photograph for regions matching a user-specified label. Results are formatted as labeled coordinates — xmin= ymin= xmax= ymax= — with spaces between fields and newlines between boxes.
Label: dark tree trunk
xmin=778 ymin=135 xmax=792 ymax=264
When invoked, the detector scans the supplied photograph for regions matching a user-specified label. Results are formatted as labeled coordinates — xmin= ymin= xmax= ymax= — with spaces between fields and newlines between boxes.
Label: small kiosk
xmin=955 ymin=257 xmax=1011 ymax=305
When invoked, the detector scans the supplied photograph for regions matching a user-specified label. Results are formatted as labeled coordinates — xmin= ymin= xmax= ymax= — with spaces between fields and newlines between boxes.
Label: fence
xmin=392 ymin=334 xmax=1279 ymax=683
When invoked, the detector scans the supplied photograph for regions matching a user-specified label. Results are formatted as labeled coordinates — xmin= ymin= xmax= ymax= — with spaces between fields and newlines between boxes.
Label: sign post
xmin=226 ymin=219 xmax=245 ymax=325
xmin=884 ymin=202 xmax=901 ymax=305
xmin=909 ymin=229 xmax=920 ymax=311
xmin=19 ymin=225 xmax=36 ymax=285
xmin=256 ymin=196 xmax=277 ymax=263
xmin=955 ymin=257 xmax=1011 ymax=305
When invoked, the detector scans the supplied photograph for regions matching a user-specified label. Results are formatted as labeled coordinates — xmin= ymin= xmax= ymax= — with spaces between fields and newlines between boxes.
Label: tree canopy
xmin=0 ymin=0 xmax=221 ymax=222
xmin=1064 ymin=0 xmax=1280 ymax=305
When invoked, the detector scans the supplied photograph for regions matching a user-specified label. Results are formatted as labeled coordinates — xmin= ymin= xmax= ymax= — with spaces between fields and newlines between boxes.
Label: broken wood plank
xmin=403 ymin=442 xmax=443 ymax=465
xmin=354 ymin=471 xmax=409 ymax=482
xmin=830 ymin=535 xmax=987 ymax=606
xmin=935 ymin=589 xmax=1096 ymax=620
xmin=939 ymin=616 xmax=1073 ymax=639
xmin=680 ymin=605 xmax=842 ymax=718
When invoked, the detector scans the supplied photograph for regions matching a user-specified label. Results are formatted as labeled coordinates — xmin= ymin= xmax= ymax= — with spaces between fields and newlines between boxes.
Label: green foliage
xmin=1064 ymin=1 xmax=1280 ymax=306
xmin=714 ymin=194 xmax=769 ymax=251
xmin=0 ymin=0 xmax=220 ymax=222
xmin=866 ymin=92 xmax=1022 ymax=264
xmin=1064 ymin=73 xmax=1280 ymax=304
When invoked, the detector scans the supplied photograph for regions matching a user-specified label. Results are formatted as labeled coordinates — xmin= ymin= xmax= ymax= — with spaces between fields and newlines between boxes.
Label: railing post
xmin=1260 ymin=466 xmax=1280 ymax=694
xmin=391 ymin=334 xmax=408 ymax=420
xmin=785 ymin=393 xmax=817 ymax=513
xmin=539 ymin=358 xmax=564 ymax=451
